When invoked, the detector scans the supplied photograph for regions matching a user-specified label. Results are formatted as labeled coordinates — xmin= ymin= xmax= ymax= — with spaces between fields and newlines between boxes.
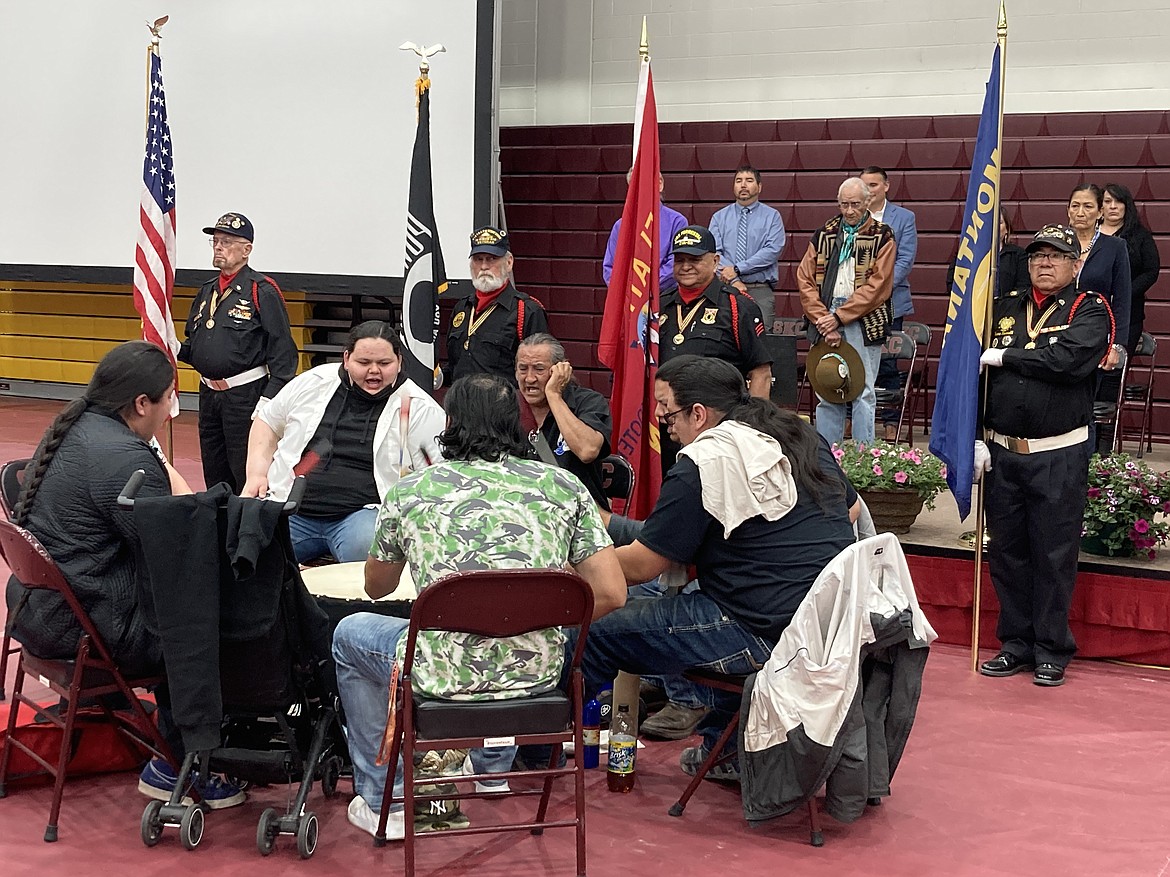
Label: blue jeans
xmin=289 ymin=507 xmax=378 ymax=563
xmin=815 ymin=320 xmax=883 ymax=446
xmin=332 ymin=612 xmax=517 ymax=811
xmin=565 ymin=591 xmax=773 ymax=751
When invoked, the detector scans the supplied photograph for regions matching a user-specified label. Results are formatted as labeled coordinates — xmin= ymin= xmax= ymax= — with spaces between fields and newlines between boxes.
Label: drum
xmin=300 ymin=561 xmax=416 ymax=631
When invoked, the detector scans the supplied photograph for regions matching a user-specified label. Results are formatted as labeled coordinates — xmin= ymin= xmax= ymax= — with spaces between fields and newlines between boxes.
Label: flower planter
xmin=859 ymin=488 xmax=925 ymax=535
xmin=1080 ymin=533 xmax=1137 ymax=558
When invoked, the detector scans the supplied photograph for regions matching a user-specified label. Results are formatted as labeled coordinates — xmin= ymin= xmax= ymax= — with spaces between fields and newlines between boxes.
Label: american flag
xmin=132 ymin=49 xmax=180 ymax=414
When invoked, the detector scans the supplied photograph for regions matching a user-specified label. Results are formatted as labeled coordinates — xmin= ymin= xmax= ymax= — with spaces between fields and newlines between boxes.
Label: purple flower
xmin=1134 ymin=519 xmax=1150 ymax=534
xmin=1087 ymin=487 xmax=1101 ymax=498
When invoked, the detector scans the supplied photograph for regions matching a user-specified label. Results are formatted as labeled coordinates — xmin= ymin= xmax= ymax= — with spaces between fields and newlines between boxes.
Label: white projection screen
xmin=0 ymin=0 xmax=496 ymax=294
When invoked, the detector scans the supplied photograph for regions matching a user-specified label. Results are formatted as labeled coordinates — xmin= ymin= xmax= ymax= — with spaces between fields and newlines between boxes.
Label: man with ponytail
xmin=566 ymin=355 xmax=859 ymax=778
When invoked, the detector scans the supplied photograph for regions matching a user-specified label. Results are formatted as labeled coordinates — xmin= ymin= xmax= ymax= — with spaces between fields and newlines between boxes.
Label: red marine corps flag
xmin=132 ymin=18 xmax=180 ymax=416
xmin=598 ymin=25 xmax=662 ymax=518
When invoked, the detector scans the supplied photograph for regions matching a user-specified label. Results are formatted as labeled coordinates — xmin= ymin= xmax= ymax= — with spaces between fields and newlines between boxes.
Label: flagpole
xmin=970 ymin=0 xmax=1008 ymax=673
xmin=145 ymin=15 xmax=176 ymax=459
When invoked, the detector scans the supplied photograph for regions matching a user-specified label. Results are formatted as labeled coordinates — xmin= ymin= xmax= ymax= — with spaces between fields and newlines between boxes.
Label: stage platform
xmin=901 ymin=487 xmax=1170 ymax=668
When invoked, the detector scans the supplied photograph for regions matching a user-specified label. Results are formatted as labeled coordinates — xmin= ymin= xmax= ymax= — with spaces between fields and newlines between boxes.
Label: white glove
xmin=251 ymin=396 xmax=272 ymax=421
xmin=979 ymin=348 xmax=1005 ymax=369
xmin=973 ymin=440 xmax=992 ymax=481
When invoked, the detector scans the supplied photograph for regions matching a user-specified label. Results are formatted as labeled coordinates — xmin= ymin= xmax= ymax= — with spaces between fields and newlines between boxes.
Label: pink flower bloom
xmin=871 ymin=448 xmax=882 ymax=458
xmin=832 ymin=447 xmax=845 ymax=461
xmin=873 ymin=464 xmax=883 ymax=476
xmin=894 ymin=471 xmax=908 ymax=484
xmin=1087 ymin=487 xmax=1101 ymax=498
xmin=1134 ymin=519 xmax=1150 ymax=534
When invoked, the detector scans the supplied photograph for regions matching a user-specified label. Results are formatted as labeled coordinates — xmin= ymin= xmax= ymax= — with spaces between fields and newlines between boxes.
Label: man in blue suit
xmin=861 ymin=166 xmax=918 ymax=441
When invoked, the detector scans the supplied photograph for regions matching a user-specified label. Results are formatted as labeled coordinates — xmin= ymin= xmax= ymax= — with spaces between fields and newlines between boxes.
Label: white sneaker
xmin=348 ymin=795 xmax=404 ymax=840
xmin=461 ymin=753 xmax=510 ymax=793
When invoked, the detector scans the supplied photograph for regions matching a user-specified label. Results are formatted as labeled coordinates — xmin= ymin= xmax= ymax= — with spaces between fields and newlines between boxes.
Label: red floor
xmin=3 ymin=397 xmax=1170 ymax=875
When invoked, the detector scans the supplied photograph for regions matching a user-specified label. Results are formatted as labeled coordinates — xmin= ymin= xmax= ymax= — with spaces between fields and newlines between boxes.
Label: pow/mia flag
xmin=400 ymin=77 xmax=448 ymax=394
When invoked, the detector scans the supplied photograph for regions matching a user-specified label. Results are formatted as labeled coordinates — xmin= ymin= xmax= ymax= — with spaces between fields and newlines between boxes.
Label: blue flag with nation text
xmin=929 ymin=45 xmax=1002 ymax=521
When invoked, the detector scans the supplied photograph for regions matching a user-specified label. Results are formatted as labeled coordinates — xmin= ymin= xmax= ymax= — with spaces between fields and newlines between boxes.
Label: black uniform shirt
xmin=537 ymin=382 xmax=613 ymax=510
xmin=659 ymin=280 xmax=772 ymax=375
xmin=446 ymin=283 xmax=549 ymax=383
xmin=178 ymin=263 xmax=299 ymax=398
xmin=983 ymin=283 xmax=1111 ymax=439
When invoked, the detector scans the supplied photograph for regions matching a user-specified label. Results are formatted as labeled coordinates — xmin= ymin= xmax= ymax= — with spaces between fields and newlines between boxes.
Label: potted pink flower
xmin=1082 ymin=453 xmax=1170 ymax=558
xmin=833 ymin=440 xmax=948 ymax=534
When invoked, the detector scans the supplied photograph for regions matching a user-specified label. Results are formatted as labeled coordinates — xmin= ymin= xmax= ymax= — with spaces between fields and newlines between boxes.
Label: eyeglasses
xmin=838 ymin=200 xmax=865 ymax=210
xmin=660 ymin=405 xmax=693 ymax=426
xmin=208 ymin=237 xmax=246 ymax=249
xmin=516 ymin=364 xmax=550 ymax=377
xmin=1027 ymin=252 xmax=1075 ymax=264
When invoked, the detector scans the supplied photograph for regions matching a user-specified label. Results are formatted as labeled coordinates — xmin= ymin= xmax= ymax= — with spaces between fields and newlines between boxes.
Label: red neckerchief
xmin=218 ymin=270 xmax=239 ymax=293
xmin=1031 ymin=287 xmax=1054 ymax=308
xmin=474 ymin=282 xmax=506 ymax=313
xmin=677 ymin=284 xmax=706 ymax=305
xmin=518 ymin=394 xmax=539 ymax=436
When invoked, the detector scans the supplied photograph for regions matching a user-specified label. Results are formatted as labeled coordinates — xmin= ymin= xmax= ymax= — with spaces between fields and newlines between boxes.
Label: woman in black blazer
xmin=1100 ymin=183 xmax=1161 ymax=353
xmin=1068 ymin=183 xmax=1132 ymax=364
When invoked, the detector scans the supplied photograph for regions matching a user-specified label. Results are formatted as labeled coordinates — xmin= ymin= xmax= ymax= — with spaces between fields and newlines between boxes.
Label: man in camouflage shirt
xmin=333 ymin=373 xmax=625 ymax=840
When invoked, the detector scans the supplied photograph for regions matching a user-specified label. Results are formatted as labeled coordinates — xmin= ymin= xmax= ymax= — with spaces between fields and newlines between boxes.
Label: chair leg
xmin=532 ymin=742 xmax=560 ymax=830
xmin=807 ymin=796 xmax=824 ymax=847
xmin=668 ymin=713 xmax=740 ymax=817
xmin=374 ymin=722 xmax=404 ymax=847
xmin=0 ymin=653 xmax=29 ymax=797
xmin=45 ymin=642 xmax=92 ymax=842
xmin=0 ymin=632 xmax=13 ymax=701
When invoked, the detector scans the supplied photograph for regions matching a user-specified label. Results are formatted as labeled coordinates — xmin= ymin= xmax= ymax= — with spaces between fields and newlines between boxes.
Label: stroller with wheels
xmin=120 ymin=472 xmax=346 ymax=858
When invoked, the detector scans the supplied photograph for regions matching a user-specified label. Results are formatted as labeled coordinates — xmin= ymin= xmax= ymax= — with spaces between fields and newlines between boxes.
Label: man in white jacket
xmin=242 ymin=321 xmax=445 ymax=563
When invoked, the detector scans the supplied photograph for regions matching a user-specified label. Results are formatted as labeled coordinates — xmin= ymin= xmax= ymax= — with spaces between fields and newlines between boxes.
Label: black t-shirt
xmin=638 ymin=439 xmax=856 ymax=643
xmin=298 ymin=383 xmax=390 ymax=519
xmin=539 ymin=383 xmax=613 ymax=510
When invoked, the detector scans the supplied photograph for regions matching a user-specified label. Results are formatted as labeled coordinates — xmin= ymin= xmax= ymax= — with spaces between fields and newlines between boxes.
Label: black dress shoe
xmin=979 ymin=651 xmax=1034 ymax=677
xmin=1033 ymin=663 xmax=1066 ymax=686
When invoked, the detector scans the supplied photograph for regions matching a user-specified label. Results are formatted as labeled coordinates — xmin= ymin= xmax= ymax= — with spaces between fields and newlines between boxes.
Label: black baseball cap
xmin=671 ymin=225 xmax=717 ymax=256
xmin=469 ymin=226 xmax=510 ymax=257
xmin=1025 ymin=224 xmax=1078 ymax=256
xmin=202 ymin=212 xmax=254 ymax=242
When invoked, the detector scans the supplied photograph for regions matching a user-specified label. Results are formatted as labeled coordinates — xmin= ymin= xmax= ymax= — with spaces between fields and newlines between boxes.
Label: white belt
xmin=985 ymin=425 xmax=1087 ymax=455
xmin=201 ymin=365 xmax=268 ymax=391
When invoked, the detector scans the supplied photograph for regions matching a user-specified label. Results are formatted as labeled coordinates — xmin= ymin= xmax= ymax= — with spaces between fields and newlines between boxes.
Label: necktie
xmin=735 ymin=206 xmax=749 ymax=264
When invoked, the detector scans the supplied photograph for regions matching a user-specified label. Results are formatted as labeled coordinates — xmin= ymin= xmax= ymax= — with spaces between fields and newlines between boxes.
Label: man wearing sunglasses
xmin=180 ymin=213 xmax=298 ymax=493
xmin=976 ymin=224 xmax=1112 ymax=688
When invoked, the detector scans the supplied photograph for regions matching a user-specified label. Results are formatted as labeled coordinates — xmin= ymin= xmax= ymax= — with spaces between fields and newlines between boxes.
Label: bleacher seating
xmin=499 ymin=110 xmax=1170 ymax=440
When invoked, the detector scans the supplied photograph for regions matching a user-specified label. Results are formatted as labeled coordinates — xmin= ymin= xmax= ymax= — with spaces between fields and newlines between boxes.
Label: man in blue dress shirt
xmin=602 ymin=170 xmax=689 ymax=295
xmin=708 ymin=165 xmax=786 ymax=334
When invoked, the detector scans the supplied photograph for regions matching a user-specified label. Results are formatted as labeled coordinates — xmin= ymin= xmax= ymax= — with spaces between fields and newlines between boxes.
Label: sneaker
xmin=462 ymin=753 xmax=510 ymax=793
xmin=137 ymin=758 xmax=246 ymax=810
xmin=348 ymin=795 xmax=404 ymax=840
xmin=640 ymin=701 xmax=711 ymax=741
xmin=679 ymin=745 xmax=741 ymax=784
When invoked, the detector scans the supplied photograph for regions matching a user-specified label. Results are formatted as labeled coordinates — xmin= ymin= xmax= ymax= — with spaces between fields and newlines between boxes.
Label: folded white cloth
xmin=679 ymin=421 xmax=797 ymax=537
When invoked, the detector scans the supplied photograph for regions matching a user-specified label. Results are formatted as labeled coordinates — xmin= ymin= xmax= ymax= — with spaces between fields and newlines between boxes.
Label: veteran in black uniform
xmin=976 ymin=224 xmax=1113 ymax=688
xmin=179 ymin=213 xmax=298 ymax=492
xmin=658 ymin=224 xmax=773 ymax=470
xmin=445 ymin=226 xmax=549 ymax=384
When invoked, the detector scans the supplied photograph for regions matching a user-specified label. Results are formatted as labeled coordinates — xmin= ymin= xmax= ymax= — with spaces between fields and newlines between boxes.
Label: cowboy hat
xmin=807 ymin=338 xmax=865 ymax=404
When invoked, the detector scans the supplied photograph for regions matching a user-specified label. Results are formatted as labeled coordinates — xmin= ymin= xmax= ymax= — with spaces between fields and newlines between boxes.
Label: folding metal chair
xmin=1093 ymin=347 xmax=1129 ymax=455
xmin=1119 ymin=332 xmax=1157 ymax=457
xmin=600 ymin=453 xmax=635 ymax=513
xmin=667 ymin=668 xmax=824 ymax=846
xmin=900 ymin=321 xmax=934 ymax=442
xmin=0 ymin=459 xmax=30 ymax=701
xmin=0 ymin=518 xmax=171 ymax=842
xmin=874 ymin=330 xmax=917 ymax=443
xmin=375 ymin=568 xmax=594 ymax=877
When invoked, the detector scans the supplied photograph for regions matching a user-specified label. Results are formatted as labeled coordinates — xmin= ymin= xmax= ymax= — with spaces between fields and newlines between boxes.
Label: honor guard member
xmin=179 ymin=213 xmax=298 ymax=492
xmin=659 ymin=224 xmax=772 ymax=470
xmin=445 ymin=226 xmax=549 ymax=384
xmin=976 ymin=224 xmax=1113 ymax=688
